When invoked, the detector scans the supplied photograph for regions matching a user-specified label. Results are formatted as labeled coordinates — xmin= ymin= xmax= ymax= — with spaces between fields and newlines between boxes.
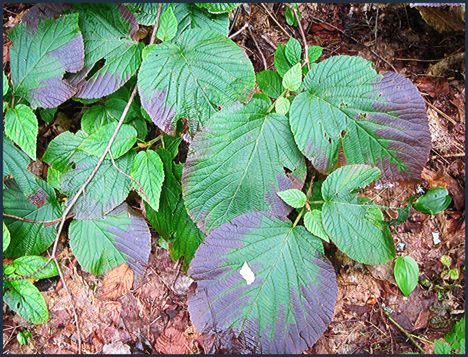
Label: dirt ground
xmin=3 ymin=3 xmax=465 ymax=354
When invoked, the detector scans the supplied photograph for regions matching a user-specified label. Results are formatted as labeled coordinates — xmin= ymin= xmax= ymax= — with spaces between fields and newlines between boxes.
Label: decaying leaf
xmin=155 ymin=327 xmax=188 ymax=354
xmin=100 ymin=263 xmax=134 ymax=299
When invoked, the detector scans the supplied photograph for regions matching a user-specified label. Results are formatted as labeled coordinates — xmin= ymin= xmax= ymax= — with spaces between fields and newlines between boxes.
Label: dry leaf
xmin=100 ymin=263 xmax=134 ymax=299
xmin=155 ymin=327 xmax=187 ymax=354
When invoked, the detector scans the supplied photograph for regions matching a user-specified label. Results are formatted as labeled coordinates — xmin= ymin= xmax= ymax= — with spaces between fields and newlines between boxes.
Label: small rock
xmin=102 ymin=341 xmax=131 ymax=354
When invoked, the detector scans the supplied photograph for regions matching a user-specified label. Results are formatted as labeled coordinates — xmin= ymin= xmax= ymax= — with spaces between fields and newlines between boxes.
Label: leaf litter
xmin=2 ymin=3 xmax=464 ymax=355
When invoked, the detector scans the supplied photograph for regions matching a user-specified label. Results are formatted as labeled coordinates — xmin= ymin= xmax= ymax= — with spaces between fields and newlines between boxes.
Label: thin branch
xmin=260 ymin=3 xmax=292 ymax=38
xmin=261 ymin=34 xmax=278 ymax=50
xmin=229 ymin=22 xmax=248 ymax=39
xmin=424 ymin=99 xmax=457 ymax=125
xmin=285 ymin=4 xmax=310 ymax=71
xmin=228 ymin=5 xmax=241 ymax=35
xmin=248 ymin=26 xmax=267 ymax=70
xmin=383 ymin=309 xmax=426 ymax=354
xmin=109 ymin=151 xmax=149 ymax=202
xmin=149 ymin=3 xmax=163 ymax=44
xmin=3 ymin=213 xmax=60 ymax=224
xmin=310 ymin=14 xmax=397 ymax=72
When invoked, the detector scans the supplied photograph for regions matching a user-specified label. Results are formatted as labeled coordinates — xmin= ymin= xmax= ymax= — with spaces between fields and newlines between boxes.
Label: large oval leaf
xmin=138 ymin=29 xmax=255 ymax=140
xmin=3 ymin=279 xmax=49 ymax=324
xmin=322 ymin=165 xmax=396 ymax=264
xmin=8 ymin=13 xmax=84 ymax=108
xmin=69 ymin=203 xmax=151 ymax=279
xmin=290 ymin=55 xmax=431 ymax=184
xmin=69 ymin=4 xmax=144 ymax=98
xmin=182 ymin=99 xmax=306 ymax=233
xmin=195 ymin=3 xmax=241 ymax=14
xmin=3 ymin=179 xmax=62 ymax=258
xmin=188 ymin=211 xmax=337 ymax=354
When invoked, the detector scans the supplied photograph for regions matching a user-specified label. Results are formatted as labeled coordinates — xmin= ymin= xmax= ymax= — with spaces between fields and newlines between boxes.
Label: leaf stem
xmin=308 ymin=200 xmax=325 ymax=204
xmin=383 ymin=309 xmax=426 ymax=354
xmin=267 ymin=88 xmax=288 ymax=113
xmin=285 ymin=4 xmax=310 ymax=72
xmin=292 ymin=207 xmax=305 ymax=228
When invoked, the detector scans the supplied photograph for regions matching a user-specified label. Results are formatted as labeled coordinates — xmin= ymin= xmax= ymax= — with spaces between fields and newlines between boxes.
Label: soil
xmin=3 ymin=3 xmax=465 ymax=355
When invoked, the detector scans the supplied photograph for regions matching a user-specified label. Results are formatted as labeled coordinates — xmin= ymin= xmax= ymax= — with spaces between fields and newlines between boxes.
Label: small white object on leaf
xmin=239 ymin=261 xmax=255 ymax=285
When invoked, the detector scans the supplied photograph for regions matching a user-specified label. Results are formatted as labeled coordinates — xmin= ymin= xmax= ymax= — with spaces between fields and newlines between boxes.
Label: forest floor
xmin=3 ymin=3 xmax=465 ymax=354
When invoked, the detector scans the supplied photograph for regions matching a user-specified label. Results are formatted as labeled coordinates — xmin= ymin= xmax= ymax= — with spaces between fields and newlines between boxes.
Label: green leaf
xmin=195 ymin=3 xmax=241 ymax=14
xmin=274 ymin=44 xmax=292 ymax=77
xmin=125 ymin=3 xmax=229 ymax=37
xmin=3 ymin=222 xmax=10 ymax=253
xmin=128 ymin=117 xmax=148 ymax=141
xmin=275 ymin=96 xmax=290 ymax=115
xmin=69 ymin=203 xmax=151 ymax=278
xmin=79 ymin=122 xmax=137 ymax=160
xmin=8 ymin=256 xmax=58 ymax=280
xmin=182 ymin=99 xmax=306 ymax=233
xmin=445 ymin=317 xmax=465 ymax=350
xmin=138 ymin=29 xmax=255 ymax=139
xmin=81 ymin=98 xmax=136 ymax=135
xmin=285 ymin=3 xmax=301 ymax=27
xmin=3 ymin=179 xmax=62 ymax=258
xmin=256 ymin=70 xmax=283 ymax=99
xmin=434 ymin=339 xmax=451 ymax=355
xmin=38 ymin=107 xmax=57 ymax=124
xmin=3 ymin=134 xmax=37 ymax=197
xmin=277 ymin=189 xmax=306 ymax=208
xmin=162 ymin=134 xmax=183 ymax=160
xmin=414 ymin=188 xmax=452 ymax=215
xmin=309 ymin=46 xmax=323 ymax=63
xmin=321 ymin=165 xmax=396 ymax=264
xmin=170 ymin=198 xmax=206 ymax=272
xmin=61 ymin=150 xmax=134 ymax=219
xmin=131 ymin=151 xmax=165 ymax=212
xmin=252 ymin=93 xmax=271 ymax=105
xmin=157 ymin=7 xmax=178 ymax=42
xmin=3 ymin=71 xmax=8 ymax=96
xmin=394 ymin=256 xmax=419 ymax=297
xmin=42 ymin=131 xmax=87 ymax=172
xmin=70 ymin=4 xmax=143 ymax=98
xmin=3 ymin=279 xmax=49 ymax=324
xmin=46 ymin=166 xmax=62 ymax=192
xmin=145 ymin=148 xmax=181 ymax=241
xmin=282 ymin=63 xmax=302 ymax=91
xmin=188 ymin=211 xmax=337 ymax=354
xmin=290 ymin=55 xmax=431 ymax=183
xmin=286 ymin=37 xmax=302 ymax=65
xmin=304 ymin=210 xmax=330 ymax=242
xmin=5 ymin=105 xmax=38 ymax=160
xmin=8 ymin=13 xmax=83 ymax=109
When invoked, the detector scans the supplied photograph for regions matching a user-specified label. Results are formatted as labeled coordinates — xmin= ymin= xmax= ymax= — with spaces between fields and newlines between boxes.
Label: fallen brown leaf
xmin=155 ymin=327 xmax=187 ymax=354
xmin=100 ymin=263 xmax=134 ymax=300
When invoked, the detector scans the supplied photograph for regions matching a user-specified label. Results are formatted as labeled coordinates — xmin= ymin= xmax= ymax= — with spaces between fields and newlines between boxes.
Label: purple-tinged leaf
xmin=3 ymin=179 xmax=62 ymax=258
xmin=138 ymin=29 xmax=255 ymax=140
xmin=188 ymin=211 xmax=337 ymax=354
xmin=182 ymin=99 xmax=306 ymax=233
xmin=8 ymin=13 xmax=84 ymax=109
xmin=290 ymin=55 xmax=431 ymax=186
xmin=69 ymin=4 xmax=143 ymax=99
xmin=69 ymin=203 xmax=151 ymax=280
xmin=20 ymin=3 xmax=74 ymax=22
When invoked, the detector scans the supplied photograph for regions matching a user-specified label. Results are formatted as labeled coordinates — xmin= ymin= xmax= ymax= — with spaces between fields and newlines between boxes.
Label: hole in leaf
xmin=340 ymin=130 xmax=348 ymax=138
xmin=85 ymin=58 xmax=106 ymax=81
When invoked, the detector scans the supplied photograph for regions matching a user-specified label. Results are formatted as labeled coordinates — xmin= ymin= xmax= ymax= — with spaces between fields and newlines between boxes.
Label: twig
xmin=228 ymin=6 xmax=241 ymax=35
xmin=261 ymin=34 xmax=278 ymax=50
xmin=285 ymin=4 xmax=310 ymax=71
xmin=229 ymin=22 xmax=248 ymax=39
xmin=42 ymin=214 xmax=76 ymax=228
xmin=171 ymin=258 xmax=183 ymax=291
xmin=260 ymin=3 xmax=292 ymax=37
xmin=424 ymin=99 xmax=457 ymax=125
xmin=310 ymin=15 xmax=397 ymax=72
xmin=374 ymin=3 xmax=379 ymax=50
xmin=3 ymin=212 xmax=64 ymax=225
xmin=247 ymin=26 xmax=267 ymax=70
xmin=108 ymin=151 xmax=149 ymax=202
xmin=149 ymin=3 xmax=162 ymax=45
xmin=383 ymin=309 xmax=426 ymax=354
xmin=431 ymin=153 xmax=465 ymax=159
